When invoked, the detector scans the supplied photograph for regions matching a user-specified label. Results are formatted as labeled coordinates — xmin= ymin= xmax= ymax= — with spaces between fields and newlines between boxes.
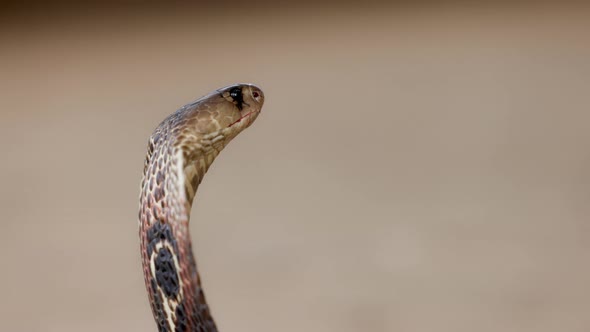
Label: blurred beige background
xmin=1 ymin=2 xmax=589 ymax=332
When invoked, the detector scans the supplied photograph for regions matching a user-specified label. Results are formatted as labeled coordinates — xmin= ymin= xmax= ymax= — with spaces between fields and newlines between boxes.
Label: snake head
xmin=218 ymin=83 xmax=264 ymax=131
xmin=173 ymin=83 xmax=264 ymax=156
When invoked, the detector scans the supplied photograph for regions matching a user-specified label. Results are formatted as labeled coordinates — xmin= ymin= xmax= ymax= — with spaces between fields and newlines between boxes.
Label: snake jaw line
xmin=229 ymin=111 xmax=251 ymax=127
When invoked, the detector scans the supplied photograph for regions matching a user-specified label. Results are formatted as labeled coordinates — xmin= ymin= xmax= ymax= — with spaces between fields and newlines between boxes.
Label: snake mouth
xmin=228 ymin=110 xmax=259 ymax=128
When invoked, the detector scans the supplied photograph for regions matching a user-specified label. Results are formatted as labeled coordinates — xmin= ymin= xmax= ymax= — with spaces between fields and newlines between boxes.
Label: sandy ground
xmin=0 ymin=3 xmax=589 ymax=332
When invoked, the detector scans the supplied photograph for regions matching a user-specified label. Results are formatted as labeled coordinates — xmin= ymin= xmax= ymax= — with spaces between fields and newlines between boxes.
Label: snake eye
xmin=229 ymin=87 xmax=244 ymax=110
xmin=230 ymin=87 xmax=241 ymax=99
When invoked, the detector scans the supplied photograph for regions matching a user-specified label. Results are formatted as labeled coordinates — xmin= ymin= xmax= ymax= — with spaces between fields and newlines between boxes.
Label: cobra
xmin=138 ymin=84 xmax=264 ymax=332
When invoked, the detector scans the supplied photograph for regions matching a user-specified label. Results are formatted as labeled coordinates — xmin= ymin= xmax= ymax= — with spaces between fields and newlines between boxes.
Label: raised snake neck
xmin=138 ymin=84 xmax=264 ymax=332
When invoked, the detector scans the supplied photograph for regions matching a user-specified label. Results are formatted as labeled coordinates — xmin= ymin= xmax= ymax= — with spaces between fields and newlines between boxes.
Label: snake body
xmin=138 ymin=84 xmax=264 ymax=332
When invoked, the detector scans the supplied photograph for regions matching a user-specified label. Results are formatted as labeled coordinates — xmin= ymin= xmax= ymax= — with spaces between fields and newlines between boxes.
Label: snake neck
xmin=139 ymin=135 xmax=221 ymax=332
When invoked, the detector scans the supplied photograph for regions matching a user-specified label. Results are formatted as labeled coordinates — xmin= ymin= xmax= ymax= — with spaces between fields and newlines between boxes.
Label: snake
xmin=138 ymin=83 xmax=265 ymax=332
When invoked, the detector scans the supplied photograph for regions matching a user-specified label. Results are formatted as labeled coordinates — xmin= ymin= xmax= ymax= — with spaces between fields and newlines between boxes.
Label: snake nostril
xmin=252 ymin=91 xmax=260 ymax=98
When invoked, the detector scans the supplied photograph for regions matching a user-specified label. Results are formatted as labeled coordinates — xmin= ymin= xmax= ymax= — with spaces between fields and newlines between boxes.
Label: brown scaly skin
xmin=139 ymin=84 xmax=264 ymax=332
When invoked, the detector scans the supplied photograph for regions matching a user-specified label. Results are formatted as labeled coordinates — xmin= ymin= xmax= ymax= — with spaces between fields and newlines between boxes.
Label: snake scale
xmin=138 ymin=84 xmax=265 ymax=331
